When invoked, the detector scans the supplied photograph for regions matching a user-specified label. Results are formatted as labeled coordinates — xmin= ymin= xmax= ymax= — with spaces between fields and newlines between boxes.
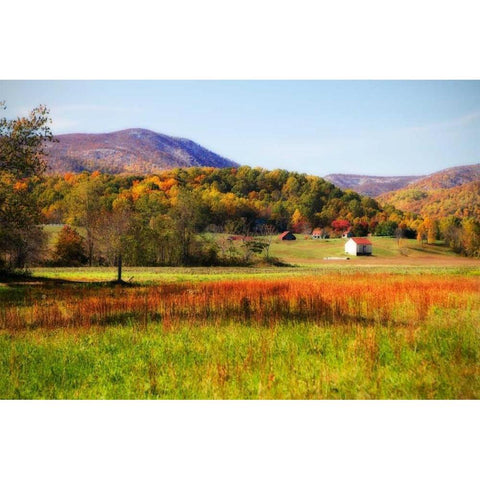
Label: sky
xmin=1 ymin=80 xmax=479 ymax=177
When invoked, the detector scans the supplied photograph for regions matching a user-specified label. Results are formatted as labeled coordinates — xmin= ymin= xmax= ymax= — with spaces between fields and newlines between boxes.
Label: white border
xmin=2 ymin=0 xmax=480 ymax=79
xmin=0 ymin=400 xmax=478 ymax=479
xmin=1 ymin=1 xmax=479 ymax=478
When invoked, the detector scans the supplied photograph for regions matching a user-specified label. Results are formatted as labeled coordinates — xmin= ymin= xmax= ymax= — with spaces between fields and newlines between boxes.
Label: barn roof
xmin=350 ymin=237 xmax=372 ymax=245
xmin=311 ymin=228 xmax=323 ymax=235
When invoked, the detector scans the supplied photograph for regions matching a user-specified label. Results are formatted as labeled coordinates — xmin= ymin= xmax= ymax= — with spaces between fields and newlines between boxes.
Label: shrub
xmin=53 ymin=225 xmax=88 ymax=266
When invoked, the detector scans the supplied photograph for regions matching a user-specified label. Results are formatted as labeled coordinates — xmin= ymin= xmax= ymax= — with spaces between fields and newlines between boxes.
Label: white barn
xmin=345 ymin=237 xmax=372 ymax=256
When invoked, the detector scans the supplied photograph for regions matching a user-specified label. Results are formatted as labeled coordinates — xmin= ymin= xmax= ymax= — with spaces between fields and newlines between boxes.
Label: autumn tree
xmin=64 ymin=174 xmax=104 ymax=265
xmin=461 ymin=218 xmax=480 ymax=257
xmin=98 ymin=198 xmax=133 ymax=282
xmin=416 ymin=223 xmax=426 ymax=246
xmin=0 ymin=103 xmax=53 ymax=269
xmin=53 ymin=225 xmax=87 ymax=266
xmin=290 ymin=208 xmax=310 ymax=233
xmin=439 ymin=216 xmax=463 ymax=253
xmin=351 ymin=220 xmax=369 ymax=237
xmin=423 ymin=217 xmax=439 ymax=244
xmin=331 ymin=219 xmax=351 ymax=236
xmin=169 ymin=188 xmax=203 ymax=265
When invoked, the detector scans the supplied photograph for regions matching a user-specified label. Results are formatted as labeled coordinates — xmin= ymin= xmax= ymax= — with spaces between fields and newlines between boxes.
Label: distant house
xmin=279 ymin=231 xmax=296 ymax=241
xmin=345 ymin=237 xmax=372 ymax=256
xmin=311 ymin=228 xmax=329 ymax=239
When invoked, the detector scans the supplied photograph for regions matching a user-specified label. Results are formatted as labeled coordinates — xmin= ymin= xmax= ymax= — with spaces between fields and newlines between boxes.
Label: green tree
xmin=169 ymin=188 xmax=202 ymax=265
xmin=0 ymin=103 xmax=53 ymax=269
xmin=0 ymin=103 xmax=53 ymax=177
xmin=375 ymin=220 xmax=398 ymax=237
xmin=64 ymin=174 xmax=104 ymax=265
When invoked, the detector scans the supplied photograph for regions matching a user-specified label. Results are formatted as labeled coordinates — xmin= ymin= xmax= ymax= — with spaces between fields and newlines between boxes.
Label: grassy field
xmin=2 ymin=318 xmax=478 ymax=399
xmin=268 ymin=235 xmax=467 ymax=265
xmin=32 ymin=234 xmax=480 ymax=284
xmin=1 ymin=268 xmax=479 ymax=399
xmin=1 ymin=236 xmax=479 ymax=399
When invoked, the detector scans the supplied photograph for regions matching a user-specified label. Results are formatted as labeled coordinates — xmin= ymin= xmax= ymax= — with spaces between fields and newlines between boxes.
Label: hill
xmin=378 ymin=164 xmax=480 ymax=218
xmin=324 ymin=173 xmax=424 ymax=197
xmin=404 ymin=163 xmax=480 ymax=190
xmin=326 ymin=163 xmax=480 ymax=198
xmin=378 ymin=180 xmax=480 ymax=219
xmin=43 ymin=128 xmax=238 ymax=174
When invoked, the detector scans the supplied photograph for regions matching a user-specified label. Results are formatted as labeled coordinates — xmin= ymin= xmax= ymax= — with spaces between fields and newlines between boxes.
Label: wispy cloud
xmin=400 ymin=110 xmax=480 ymax=134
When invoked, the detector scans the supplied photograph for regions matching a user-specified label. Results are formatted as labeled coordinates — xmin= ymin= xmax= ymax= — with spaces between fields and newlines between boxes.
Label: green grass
xmin=2 ymin=234 xmax=478 ymax=400
xmin=268 ymin=236 xmax=459 ymax=265
xmin=28 ymin=263 xmax=480 ymax=285
xmin=29 ymin=233 xmax=479 ymax=283
xmin=1 ymin=315 xmax=478 ymax=399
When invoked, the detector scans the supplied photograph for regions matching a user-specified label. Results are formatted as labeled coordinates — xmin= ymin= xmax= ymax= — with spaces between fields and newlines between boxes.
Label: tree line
xmin=31 ymin=167 xmax=406 ymax=267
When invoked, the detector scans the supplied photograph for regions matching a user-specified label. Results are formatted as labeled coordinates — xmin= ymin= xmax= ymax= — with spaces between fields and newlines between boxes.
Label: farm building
xmin=311 ymin=228 xmax=323 ymax=239
xmin=279 ymin=231 xmax=296 ymax=241
xmin=345 ymin=237 xmax=372 ymax=256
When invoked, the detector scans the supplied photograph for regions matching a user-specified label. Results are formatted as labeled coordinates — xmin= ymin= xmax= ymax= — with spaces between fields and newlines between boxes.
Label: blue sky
xmin=1 ymin=80 xmax=479 ymax=176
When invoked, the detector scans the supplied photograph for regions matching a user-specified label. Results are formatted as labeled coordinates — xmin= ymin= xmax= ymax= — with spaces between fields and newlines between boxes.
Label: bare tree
xmin=98 ymin=202 xmax=133 ymax=283
xmin=259 ymin=223 xmax=277 ymax=259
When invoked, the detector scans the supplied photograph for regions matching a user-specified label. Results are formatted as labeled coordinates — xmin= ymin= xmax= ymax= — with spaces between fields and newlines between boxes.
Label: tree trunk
xmin=117 ymin=253 xmax=122 ymax=282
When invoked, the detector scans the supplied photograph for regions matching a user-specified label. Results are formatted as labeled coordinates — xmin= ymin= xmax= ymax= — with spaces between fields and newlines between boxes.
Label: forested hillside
xmin=378 ymin=180 xmax=480 ymax=219
xmin=32 ymin=166 xmax=418 ymax=267
xmin=377 ymin=164 xmax=480 ymax=221
xmin=408 ymin=164 xmax=480 ymax=190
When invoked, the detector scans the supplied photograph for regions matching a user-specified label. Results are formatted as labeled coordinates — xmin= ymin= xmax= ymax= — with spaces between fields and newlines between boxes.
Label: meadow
xmin=0 ymin=237 xmax=479 ymax=399
xmin=1 ymin=257 xmax=479 ymax=399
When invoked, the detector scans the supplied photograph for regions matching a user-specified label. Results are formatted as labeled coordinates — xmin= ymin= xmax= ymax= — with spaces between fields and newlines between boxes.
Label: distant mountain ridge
xmin=403 ymin=164 xmax=480 ymax=190
xmin=44 ymin=128 xmax=238 ymax=174
xmin=325 ymin=163 xmax=480 ymax=198
xmin=324 ymin=173 xmax=424 ymax=197
xmin=325 ymin=163 xmax=480 ymax=219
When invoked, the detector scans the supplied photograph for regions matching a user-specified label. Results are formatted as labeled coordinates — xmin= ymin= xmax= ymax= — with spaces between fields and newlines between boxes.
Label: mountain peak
xmin=44 ymin=129 xmax=238 ymax=175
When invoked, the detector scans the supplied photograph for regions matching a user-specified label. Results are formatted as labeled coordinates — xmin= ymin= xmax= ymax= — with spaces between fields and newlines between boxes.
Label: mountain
xmin=324 ymin=173 xmax=424 ymax=197
xmin=377 ymin=164 xmax=480 ymax=219
xmin=401 ymin=164 xmax=480 ymax=190
xmin=43 ymin=128 xmax=238 ymax=174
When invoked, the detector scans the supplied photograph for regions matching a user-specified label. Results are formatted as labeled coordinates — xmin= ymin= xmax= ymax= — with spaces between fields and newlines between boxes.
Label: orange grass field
xmin=0 ymin=272 xmax=479 ymax=399
xmin=1 ymin=274 xmax=479 ymax=330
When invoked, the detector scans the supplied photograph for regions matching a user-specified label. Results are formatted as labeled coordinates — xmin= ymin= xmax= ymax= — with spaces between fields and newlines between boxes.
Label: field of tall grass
xmin=1 ymin=271 xmax=479 ymax=399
